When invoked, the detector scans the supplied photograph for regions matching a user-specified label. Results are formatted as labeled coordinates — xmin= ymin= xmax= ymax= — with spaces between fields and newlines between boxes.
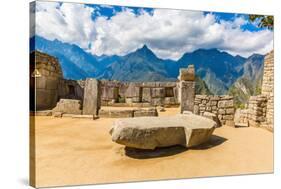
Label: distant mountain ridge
xmin=32 ymin=35 xmax=265 ymax=96
xmin=228 ymin=54 xmax=264 ymax=106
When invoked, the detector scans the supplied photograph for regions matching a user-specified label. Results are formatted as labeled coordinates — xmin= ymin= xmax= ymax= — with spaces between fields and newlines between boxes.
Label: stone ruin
xmin=30 ymin=50 xmax=274 ymax=131
xmin=29 ymin=50 xmax=274 ymax=152
xmin=30 ymin=51 xmax=197 ymax=119
xmin=194 ymin=95 xmax=234 ymax=126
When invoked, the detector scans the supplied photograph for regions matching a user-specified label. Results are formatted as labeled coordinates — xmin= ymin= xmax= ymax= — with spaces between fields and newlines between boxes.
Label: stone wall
xmin=100 ymin=80 xmax=179 ymax=107
xmin=58 ymin=79 xmax=85 ymax=102
xmin=247 ymin=95 xmax=267 ymax=127
xmin=31 ymin=51 xmax=63 ymax=110
xmin=261 ymin=50 xmax=274 ymax=129
xmin=194 ymin=95 xmax=234 ymax=125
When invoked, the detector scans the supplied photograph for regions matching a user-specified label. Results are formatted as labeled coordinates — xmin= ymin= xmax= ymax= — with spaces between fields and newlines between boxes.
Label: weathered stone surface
xmin=99 ymin=109 xmax=134 ymax=118
xmin=203 ymin=112 xmax=221 ymax=127
xmin=225 ymin=120 xmax=235 ymax=127
xmin=53 ymin=111 xmax=63 ymax=118
xmin=133 ymin=108 xmax=158 ymax=117
xmin=151 ymin=98 xmax=164 ymax=106
xmin=179 ymin=81 xmax=195 ymax=113
xmin=83 ymin=78 xmax=101 ymax=115
xmin=110 ymin=114 xmax=216 ymax=150
xmin=31 ymin=51 xmax=63 ymax=111
xmin=35 ymin=110 xmax=52 ymax=116
xmin=71 ymin=115 xmax=95 ymax=119
xmin=151 ymin=88 xmax=165 ymax=98
xmin=179 ymin=65 xmax=195 ymax=81
xmin=182 ymin=111 xmax=193 ymax=115
xmin=52 ymin=99 xmax=82 ymax=114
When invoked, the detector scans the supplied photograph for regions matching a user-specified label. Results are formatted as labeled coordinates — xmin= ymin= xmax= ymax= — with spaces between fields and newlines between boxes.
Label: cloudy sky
xmin=32 ymin=1 xmax=273 ymax=60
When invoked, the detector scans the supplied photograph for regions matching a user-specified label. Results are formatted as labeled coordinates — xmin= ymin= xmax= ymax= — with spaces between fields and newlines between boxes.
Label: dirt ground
xmin=33 ymin=107 xmax=273 ymax=188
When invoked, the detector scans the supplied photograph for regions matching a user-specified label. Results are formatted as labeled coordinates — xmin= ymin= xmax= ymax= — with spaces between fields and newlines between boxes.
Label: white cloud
xmin=35 ymin=1 xmax=273 ymax=60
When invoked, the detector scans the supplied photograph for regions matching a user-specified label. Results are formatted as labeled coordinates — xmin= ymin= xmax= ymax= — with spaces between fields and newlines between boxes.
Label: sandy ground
xmin=33 ymin=107 xmax=273 ymax=188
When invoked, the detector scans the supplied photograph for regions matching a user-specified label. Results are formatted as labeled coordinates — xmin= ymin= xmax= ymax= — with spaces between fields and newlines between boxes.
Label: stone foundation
xmin=99 ymin=108 xmax=158 ymax=118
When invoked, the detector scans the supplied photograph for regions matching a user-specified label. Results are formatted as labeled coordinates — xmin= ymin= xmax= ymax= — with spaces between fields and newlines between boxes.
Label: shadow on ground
xmin=125 ymin=135 xmax=227 ymax=159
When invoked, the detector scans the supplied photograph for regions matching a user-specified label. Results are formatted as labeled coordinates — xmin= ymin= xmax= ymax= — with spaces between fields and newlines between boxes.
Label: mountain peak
xmin=133 ymin=44 xmax=158 ymax=59
xmin=138 ymin=44 xmax=151 ymax=52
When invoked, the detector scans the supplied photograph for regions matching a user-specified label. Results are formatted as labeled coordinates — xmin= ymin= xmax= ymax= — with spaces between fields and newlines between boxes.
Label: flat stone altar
xmin=110 ymin=114 xmax=216 ymax=149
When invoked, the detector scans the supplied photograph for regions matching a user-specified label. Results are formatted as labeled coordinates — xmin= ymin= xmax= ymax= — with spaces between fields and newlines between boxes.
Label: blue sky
xmin=33 ymin=1 xmax=273 ymax=59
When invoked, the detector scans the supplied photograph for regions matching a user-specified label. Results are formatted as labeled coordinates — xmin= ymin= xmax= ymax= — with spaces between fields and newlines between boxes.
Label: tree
xmin=249 ymin=15 xmax=274 ymax=30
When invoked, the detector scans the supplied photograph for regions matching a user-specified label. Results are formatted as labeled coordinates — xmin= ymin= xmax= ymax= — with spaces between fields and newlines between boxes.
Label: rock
xmin=99 ymin=109 xmax=134 ymax=118
xmin=157 ymin=106 xmax=165 ymax=112
xmin=235 ymin=122 xmax=249 ymax=127
xmin=179 ymin=81 xmax=195 ymax=113
xmin=203 ymin=112 xmax=221 ymax=127
xmin=52 ymin=99 xmax=82 ymax=114
xmin=133 ymin=108 xmax=158 ymax=117
xmin=110 ymin=114 xmax=216 ymax=150
xmin=82 ymin=78 xmax=101 ymax=115
xmin=182 ymin=111 xmax=192 ymax=114
xmin=35 ymin=110 xmax=52 ymax=116
xmin=179 ymin=65 xmax=195 ymax=81
xmin=53 ymin=111 xmax=63 ymax=118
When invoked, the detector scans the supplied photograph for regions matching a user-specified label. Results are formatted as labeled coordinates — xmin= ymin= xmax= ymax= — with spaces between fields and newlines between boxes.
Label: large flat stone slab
xmin=110 ymin=114 xmax=216 ymax=150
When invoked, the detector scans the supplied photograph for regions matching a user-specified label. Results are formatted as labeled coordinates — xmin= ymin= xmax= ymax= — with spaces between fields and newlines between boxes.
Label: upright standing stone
xmin=179 ymin=65 xmax=195 ymax=113
xmin=83 ymin=78 xmax=101 ymax=115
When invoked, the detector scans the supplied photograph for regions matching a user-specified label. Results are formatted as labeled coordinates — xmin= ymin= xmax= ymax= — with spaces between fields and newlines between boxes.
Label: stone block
xmin=226 ymin=108 xmax=235 ymax=114
xmin=53 ymin=99 xmax=82 ymax=114
xmin=83 ymin=78 xmax=101 ymax=115
xmin=142 ymin=88 xmax=151 ymax=102
xmin=133 ymin=108 xmax=158 ymax=117
xmin=179 ymin=65 xmax=195 ymax=81
xmin=151 ymin=88 xmax=165 ymax=98
xmin=53 ymin=111 xmax=63 ymax=118
xmin=110 ymin=114 xmax=216 ymax=149
xmin=225 ymin=120 xmax=235 ymax=127
xmin=223 ymin=115 xmax=234 ymax=120
xmin=151 ymin=98 xmax=164 ymax=106
xmin=99 ymin=109 xmax=134 ymax=118
xmin=218 ymin=109 xmax=226 ymax=114
xmin=179 ymin=81 xmax=195 ymax=113
xmin=193 ymin=105 xmax=199 ymax=114
xmin=164 ymin=97 xmax=176 ymax=105
xmin=203 ymin=112 xmax=221 ymax=127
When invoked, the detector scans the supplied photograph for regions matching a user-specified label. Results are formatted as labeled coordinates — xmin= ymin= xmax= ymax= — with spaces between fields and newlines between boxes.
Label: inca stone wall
xmin=58 ymin=79 xmax=85 ymax=101
xmin=247 ymin=95 xmax=267 ymax=127
xmin=261 ymin=50 xmax=274 ymax=129
xmin=31 ymin=51 xmax=63 ymax=110
xmin=194 ymin=95 xmax=234 ymax=125
xmin=100 ymin=80 xmax=179 ymax=106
